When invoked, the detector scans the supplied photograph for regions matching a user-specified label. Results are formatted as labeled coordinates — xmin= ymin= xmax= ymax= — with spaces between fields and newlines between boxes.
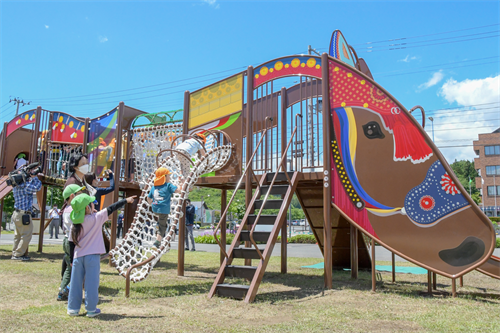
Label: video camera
xmin=6 ymin=162 xmax=42 ymax=187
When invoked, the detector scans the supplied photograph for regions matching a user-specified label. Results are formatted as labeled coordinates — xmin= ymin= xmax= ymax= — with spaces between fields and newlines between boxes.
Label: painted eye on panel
xmin=362 ymin=121 xmax=385 ymax=139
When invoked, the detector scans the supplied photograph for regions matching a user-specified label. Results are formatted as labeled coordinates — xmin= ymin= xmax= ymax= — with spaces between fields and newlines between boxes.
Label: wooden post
xmin=350 ymin=224 xmax=358 ymax=279
xmin=371 ymin=238 xmax=376 ymax=292
xmin=30 ymin=107 xmax=42 ymax=164
xmin=220 ymin=189 xmax=227 ymax=264
xmin=37 ymin=186 xmax=47 ymax=253
xmin=82 ymin=118 xmax=90 ymax=155
xmin=0 ymin=122 xmax=8 ymax=175
xmin=451 ymin=278 xmax=457 ymax=297
xmin=245 ymin=66 xmax=254 ymax=267
xmin=280 ymin=87 xmax=288 ymax=274
xmin=433 ymin=272 xmax=437 ymax=290
xmin=321 ymin=53 xmax=332 ymax=289
xmin=0 ymin=199 xmax=4 ymax=237
xmin=109 ymin=104 xmax=124 ymax=264
xmin=391 ymin=252 xmax=396 ymax=282
xmin=459 ymin=275 xmax=463 ymax=287
xmin=178 ymin=201 xmax=186 ymax=276
xmin=182 ymin=91 xmax=190 ymax=136
xmin=427 ymin=271 xmax=432 ymax=294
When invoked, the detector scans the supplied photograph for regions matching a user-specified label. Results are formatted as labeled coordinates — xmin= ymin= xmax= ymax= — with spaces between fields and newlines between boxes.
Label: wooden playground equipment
xmin=1 ymin=30 xmax=498 ymax=303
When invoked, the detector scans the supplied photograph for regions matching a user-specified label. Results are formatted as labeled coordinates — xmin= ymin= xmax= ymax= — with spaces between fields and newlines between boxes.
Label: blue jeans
xmin=67 ymin=254 xmax=100 ymax=314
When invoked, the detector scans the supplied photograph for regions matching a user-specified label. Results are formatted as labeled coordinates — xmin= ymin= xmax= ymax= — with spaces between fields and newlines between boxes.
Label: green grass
xmin=1 ymin=244 xmax=500 ymax=332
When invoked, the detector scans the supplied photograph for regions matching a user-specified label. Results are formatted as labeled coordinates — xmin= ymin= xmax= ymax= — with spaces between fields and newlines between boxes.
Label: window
xmin=487 ymin=186 xmax=500 ymax=196
xmin=486 ymin=165 xmax=500 ymax=176
xmin=485 ymin=145 xmax=500 ymax=156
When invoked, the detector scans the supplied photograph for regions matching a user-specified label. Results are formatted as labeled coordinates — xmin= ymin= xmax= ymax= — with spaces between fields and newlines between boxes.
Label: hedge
xmin=195 ymin=233 xmax=317 ymax=245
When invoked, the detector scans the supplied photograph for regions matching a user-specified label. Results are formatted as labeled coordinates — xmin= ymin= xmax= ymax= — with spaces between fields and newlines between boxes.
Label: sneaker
xmin=86 ymin=308 xmax=101 ymax=318
xmin=185 ymin=248 xmax=189 ymax=251
xmin=57 ymin=292 xmax=68 ymax=301
xmin=11 ymin=256 xmax=22 ymax=260
xmin=190 ymin=249 xmax=196 ymax=251
xmin=67 ymin=310 xmax=80 ymax=316
xmin=20 ymin=256 xmax=31 ymax=261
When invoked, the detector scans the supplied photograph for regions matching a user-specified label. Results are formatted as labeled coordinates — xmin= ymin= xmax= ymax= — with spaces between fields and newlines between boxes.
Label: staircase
xmin=0 ymin=176 xmax=13 ymax=201
xmin=209 ymin=171 xmax=300 ymax=302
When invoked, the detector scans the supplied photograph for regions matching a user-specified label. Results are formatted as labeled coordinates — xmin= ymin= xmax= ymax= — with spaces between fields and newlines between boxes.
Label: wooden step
xmin=216 ymin=284 xmax=249 ymax=299
xmin=266 ymin=172 xmax=294 ymax=182
xmin=232 ymin=247 xmax=264 ymax=259
xmin=247 ymin=215 xmax=276 ymax=225
xmin=254 ymin=199 xmax=283 ymax=210
xmin=225 ymin=265 xmax=257 ymax=279
xmin=260 ymin=185 xmax=289 ymax=196
xmin=239 ymin=230 xmax=271 ymax=242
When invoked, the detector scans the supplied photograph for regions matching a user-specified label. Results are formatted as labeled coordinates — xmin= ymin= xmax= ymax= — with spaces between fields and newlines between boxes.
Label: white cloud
xmin=202 ymin=0 xmax=219 ymax=8
xmin=399 ymin=55 xmax=417 ymax=63
xmin=98 ymin=36 xmax=108 ymax=43
xmin=429 ymin=75 xmax=500 ymax=162
xmin=439 ymin=75 xmax=500 ymax=106
xmin=45 ymin=25 xmax=49 ymax=29
xmin=418 ymin=70 xmax=444 ymax=91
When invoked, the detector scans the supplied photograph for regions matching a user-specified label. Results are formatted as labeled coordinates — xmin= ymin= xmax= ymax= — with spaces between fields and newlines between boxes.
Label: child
xmin=175 ymin=132 xmax=206 ymax=178
xmin=84 ymin=169 xmax=115 ymax=210
xmin=57 ymin=184 xmax=85 ymax=301
xmin=147 ymin=168 xmax=179 ymax=248
xmin=67 ymin=193 xmax=136 ymax=317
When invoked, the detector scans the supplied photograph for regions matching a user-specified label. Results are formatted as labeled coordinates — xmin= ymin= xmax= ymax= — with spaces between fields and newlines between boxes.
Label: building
xmin=473 ymin=127 xmax=500 ymax=217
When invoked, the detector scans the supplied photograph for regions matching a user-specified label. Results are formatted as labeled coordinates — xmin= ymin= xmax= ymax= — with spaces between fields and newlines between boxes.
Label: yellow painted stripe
xmin=366 ymin=207 xmax=402 ymax=214
xmin=344 ymin=107 xmax=357 ymax=166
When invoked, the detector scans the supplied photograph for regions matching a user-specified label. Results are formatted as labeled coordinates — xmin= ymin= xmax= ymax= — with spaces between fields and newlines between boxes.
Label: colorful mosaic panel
xmin=328 ymin=60 xmax=432 ymax=164
xmin=189 ymin=74 xmax=243 ymax=129
xmin=6 ymin=110 xmax=36 ymax=137
xmin=253 ymin=56 xmax=322 ymax=88
xmin=329 ymin=30 xmax=356 ymax=68
xmin=51 ymin=112 xmax=85 ymax=144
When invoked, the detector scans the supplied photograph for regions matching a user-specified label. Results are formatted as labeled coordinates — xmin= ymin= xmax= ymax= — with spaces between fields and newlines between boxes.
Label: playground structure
xmin=1 ymin=30 xmax=499 ymax=303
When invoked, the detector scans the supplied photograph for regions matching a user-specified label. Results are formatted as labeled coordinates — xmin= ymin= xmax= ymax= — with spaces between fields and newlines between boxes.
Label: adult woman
xmin=58 ymin=153 xmax=89 ymax=301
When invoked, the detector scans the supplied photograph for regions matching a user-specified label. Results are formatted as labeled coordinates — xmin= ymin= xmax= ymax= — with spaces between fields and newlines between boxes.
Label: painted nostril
xmin=438 ymin=236 xmax=485 ymax=267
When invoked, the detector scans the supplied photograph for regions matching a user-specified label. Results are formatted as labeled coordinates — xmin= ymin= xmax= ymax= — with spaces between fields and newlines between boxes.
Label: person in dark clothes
xmin=84 ymin=169 xmax=115 ymax=210
xmin=185 ymin=199 xmax=196 ymax=251
xmin=117 ymin=211 xmax=124 ymax=238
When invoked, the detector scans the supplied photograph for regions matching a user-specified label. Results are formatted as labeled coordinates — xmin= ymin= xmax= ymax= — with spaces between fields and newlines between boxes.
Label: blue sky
xmin=1 ymin=0 xmax=499 ymax=162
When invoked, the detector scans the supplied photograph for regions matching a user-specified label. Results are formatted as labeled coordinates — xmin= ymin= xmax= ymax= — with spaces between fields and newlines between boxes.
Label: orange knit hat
xmin=195 ymin=132 xmax=206 ymax=144
xmin=154 ymin=167 xmax=171 ymax=186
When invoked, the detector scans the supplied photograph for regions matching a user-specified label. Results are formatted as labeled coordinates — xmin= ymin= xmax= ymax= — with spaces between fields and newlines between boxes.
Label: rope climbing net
xmin=109 ymin=129 xmax=232 ymax=282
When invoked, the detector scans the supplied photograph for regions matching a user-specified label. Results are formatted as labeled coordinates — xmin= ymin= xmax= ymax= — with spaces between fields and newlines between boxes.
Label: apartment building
xmin=473 ymin=127 xmax=500 ymax=217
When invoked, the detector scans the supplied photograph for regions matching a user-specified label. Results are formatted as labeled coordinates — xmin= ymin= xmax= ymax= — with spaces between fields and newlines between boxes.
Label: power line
xmin=377 ymin=60 xmax=499 ymax=78
xmin=351 ymin=23 xmax=500 ymax=46
xmin=357 ymin=30 xmax=499 ymax=51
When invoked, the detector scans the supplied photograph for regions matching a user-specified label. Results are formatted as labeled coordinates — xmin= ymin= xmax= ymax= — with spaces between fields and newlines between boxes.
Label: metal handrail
xmin=409 ymin=105 xmax=426 ymax=129
xmin=213 ymin=117 xmax=273 ymax=259
xmin=248 ymin=114 xmax=302 ymax=259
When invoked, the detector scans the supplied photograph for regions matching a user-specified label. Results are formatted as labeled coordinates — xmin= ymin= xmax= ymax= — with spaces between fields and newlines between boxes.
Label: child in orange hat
xmin=147 ymin=167 xmax=180 ymax=248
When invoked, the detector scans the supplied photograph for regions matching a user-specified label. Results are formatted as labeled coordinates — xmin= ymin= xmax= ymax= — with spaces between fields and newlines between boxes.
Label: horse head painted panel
xmin=327 ymin=58 xmax=495 ymax=278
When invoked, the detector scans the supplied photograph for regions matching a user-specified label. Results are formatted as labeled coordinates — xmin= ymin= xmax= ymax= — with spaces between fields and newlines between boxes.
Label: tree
xmin=449 ymin=160 xmax=480 ymax=204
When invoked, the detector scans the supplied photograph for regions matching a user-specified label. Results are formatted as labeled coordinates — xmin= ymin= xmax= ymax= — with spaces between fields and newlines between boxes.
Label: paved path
xmin=2 ymin=231 xmax=499 ymax=263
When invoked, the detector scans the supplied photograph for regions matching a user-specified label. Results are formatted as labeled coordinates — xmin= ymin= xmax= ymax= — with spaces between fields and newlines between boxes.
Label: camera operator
xmin=11 ymin=166 xmax=42 ymax=261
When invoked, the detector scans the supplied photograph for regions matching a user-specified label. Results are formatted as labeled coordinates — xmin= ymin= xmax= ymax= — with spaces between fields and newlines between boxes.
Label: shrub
xmin=490 ymin=217 xmax=500 ymax=223
xmin=288 ymin=234 xmax=317 ymax=244
xmin=194 ymin=230 xmax=235 ymax=245
xmin=496 ymin=237 xmax=500 ymax=248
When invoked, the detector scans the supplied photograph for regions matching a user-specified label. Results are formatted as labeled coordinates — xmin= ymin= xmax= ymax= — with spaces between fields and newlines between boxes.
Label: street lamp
xmin=428 ymin=117 xmax=434 ymax=142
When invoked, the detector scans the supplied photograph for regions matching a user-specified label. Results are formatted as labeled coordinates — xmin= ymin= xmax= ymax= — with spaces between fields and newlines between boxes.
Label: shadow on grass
xmin=96 ymin=314 xmax=165 ymax=321
xmin=130 ymin=280 xmax=214 ymax=299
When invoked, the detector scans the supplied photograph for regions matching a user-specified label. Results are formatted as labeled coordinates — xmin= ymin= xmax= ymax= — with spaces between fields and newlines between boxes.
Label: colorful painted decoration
xmin=253 ymin=56 xmax=322 ymax=88
xmin=51 ymin=112 xmax=85 ymax=144
xmin=328 ymin=60 xmax=432 ymax=164
xmin=87 ymin=109 xmax=118 ymax=177
xmin=189 ymin=74 xmax=243 ymax=129
xmin=6 ymin=110 xmax=36 ymax=137
xmin=329 ymin=30 xmax=356 ymax=68
xmin=404 ymin=161 xmax=469 ymax=226
xmin=189 ymin=112 xmax=241 ymax=135
xmin=328 ymin=57 xmax=494 ymax=277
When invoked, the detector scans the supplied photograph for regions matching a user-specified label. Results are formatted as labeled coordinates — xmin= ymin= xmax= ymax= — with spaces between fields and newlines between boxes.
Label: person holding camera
xmin=11 ymin=168 xmax=42 ymax=261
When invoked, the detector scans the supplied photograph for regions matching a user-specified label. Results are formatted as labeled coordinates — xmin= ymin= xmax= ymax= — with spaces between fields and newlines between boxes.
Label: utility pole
xmin=428 ymin=116 xmax=435 ymax=142
xmin=9 ymin=97 xmax=31 ymax=117
xmin=308 ymin=45 xmax=321 ymax=56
